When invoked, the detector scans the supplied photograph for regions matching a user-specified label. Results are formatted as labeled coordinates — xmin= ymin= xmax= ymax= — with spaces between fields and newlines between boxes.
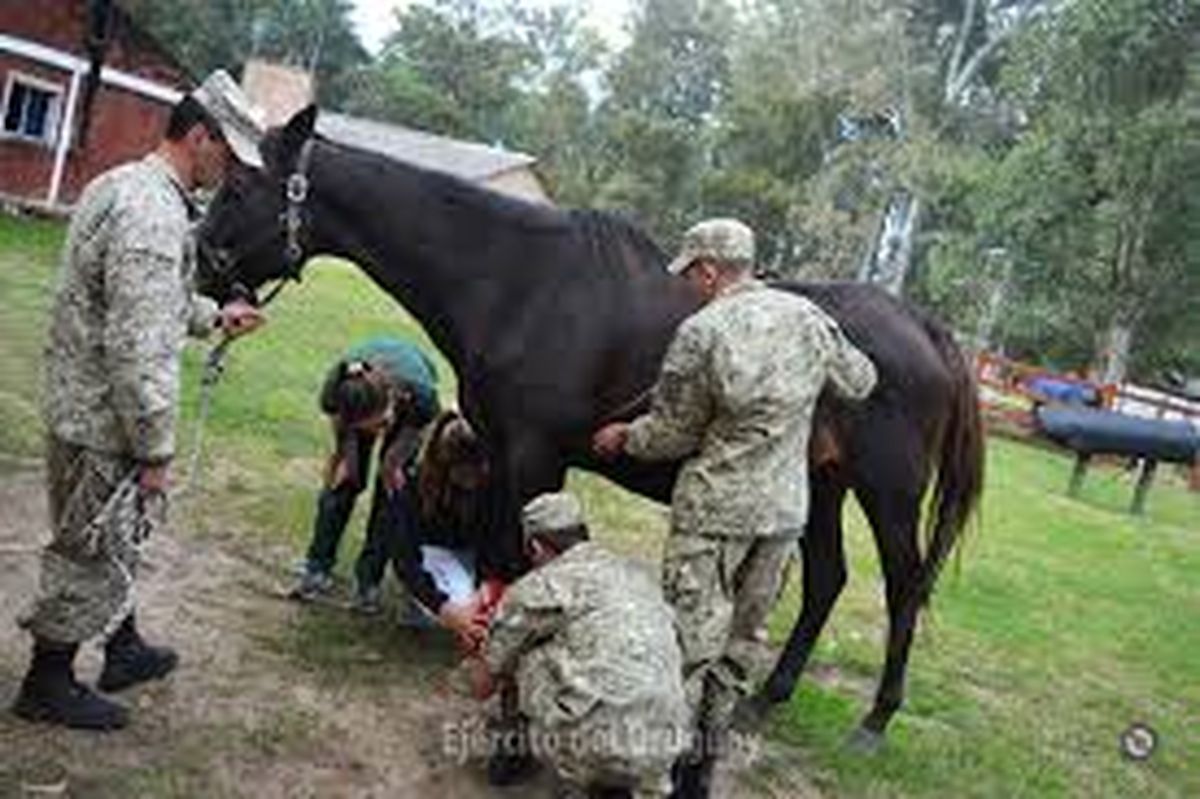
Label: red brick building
xmin=0 ymin=0 xmax=188 ymax=210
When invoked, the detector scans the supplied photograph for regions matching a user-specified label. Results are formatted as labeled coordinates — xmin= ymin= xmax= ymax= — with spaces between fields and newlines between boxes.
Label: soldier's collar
xmin=714 ymin=277 xmax=765 ymax=301
xmin=145 ymin=153 xmax=198 ymax=218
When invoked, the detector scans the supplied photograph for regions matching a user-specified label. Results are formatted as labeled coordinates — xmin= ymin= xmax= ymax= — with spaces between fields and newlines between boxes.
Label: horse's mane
xmin=570 ymin=209 xmax=670 ymax=276
xmin=321 ymin=134 xmax=565 ymax=228
xmin=319 ymin=134 xmax=671 ymax=279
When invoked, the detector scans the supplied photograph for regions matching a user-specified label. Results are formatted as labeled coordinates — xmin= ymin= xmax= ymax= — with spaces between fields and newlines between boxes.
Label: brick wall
xmin=0 ymin=0 xmax=189 ymax=86
xmin=0 ymin=0 xmax=186 ymax=205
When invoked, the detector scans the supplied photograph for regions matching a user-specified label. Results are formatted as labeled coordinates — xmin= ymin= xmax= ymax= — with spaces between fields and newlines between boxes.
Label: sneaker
xmin=353 ymin=585 xmax=383 ymax=616
xmin=289 ymin=569 xmax=334 ymax=600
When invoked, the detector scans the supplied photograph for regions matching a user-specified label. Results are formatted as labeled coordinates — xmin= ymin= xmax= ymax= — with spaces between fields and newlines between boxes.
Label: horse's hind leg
xmin=851 ymin=481 xmax=924 ymax=750
xmin=738 ymin=470 xmax=848 ymax=724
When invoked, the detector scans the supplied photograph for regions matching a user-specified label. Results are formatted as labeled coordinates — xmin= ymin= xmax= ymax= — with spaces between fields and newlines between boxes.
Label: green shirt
xmin=319 ymin=336 xmax=440 ymax=424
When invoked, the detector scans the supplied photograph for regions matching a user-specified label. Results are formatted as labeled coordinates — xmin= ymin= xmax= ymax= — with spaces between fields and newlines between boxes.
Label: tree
xmin=496 ymin=2 xmax=609 ymax=205
xmin=988 ymin=0 xmax=1200 ymax=381
xmin=591 ymin=0 xmax=736 ymax=240
xmin=123 ymin=0 xmax=367 ymax=107
xmin=342 ymin=0 xmax=535 ymax=142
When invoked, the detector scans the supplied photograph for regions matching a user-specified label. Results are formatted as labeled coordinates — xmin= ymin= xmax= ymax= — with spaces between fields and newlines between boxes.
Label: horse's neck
xmin=302 ymin=142 xmax=699 ymax=413
xmin=306 ymin=144 xmax=524 ymax=366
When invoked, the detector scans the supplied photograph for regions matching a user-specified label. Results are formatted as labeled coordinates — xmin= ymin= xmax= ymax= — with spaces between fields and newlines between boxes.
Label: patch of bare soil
xmin=0 ymin=467 xmax=819 ymax=798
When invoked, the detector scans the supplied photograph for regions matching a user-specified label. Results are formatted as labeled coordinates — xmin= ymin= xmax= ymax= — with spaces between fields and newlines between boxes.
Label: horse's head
xmin=197 ymin=105 xmax=319 ymax=304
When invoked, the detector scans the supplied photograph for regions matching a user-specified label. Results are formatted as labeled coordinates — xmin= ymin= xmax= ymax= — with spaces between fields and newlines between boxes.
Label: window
xmin=2 ymin=72 xmax=63 ymax=147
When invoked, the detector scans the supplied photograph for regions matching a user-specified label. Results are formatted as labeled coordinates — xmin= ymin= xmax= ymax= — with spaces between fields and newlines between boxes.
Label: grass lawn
xmin=1 ymin=214 xmax=1196 ymax=797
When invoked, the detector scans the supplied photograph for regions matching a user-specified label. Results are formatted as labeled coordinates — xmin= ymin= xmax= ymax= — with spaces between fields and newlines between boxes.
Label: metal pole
xmin=47 ymin=68 xmax=82 ymax=207
xmin=1130 ymin=458 xmax=1158 ymax=516
xmin=1068 ymin=452 xmax=1091 ymax=498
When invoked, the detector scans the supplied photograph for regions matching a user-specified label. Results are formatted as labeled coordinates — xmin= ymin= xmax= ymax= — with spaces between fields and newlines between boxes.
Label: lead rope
xmin=183 ymin=274 xmax=298 ymax=496
xmin=184 ymin=141 xmax=314 ymax=495
xmin=599 ymin=385 xmax=655 ymax=424
xmin=183 ymin=336 xmax=233 ymax=495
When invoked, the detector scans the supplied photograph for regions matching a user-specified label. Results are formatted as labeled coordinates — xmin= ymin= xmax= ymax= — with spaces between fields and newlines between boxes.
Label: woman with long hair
xmin=293 ymin=336 xmax=440 ymax=611
xmin=385 ymin=410 xmax=498 ymax=645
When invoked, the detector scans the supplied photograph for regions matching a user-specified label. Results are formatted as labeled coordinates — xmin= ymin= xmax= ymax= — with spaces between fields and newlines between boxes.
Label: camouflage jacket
xmin=43 ymin=153 xmax=218 ymax=463
xmin=626 ymin=279 xmax=877 ymax=538
xmin=486 ymin=542 xmax=689 ymax=747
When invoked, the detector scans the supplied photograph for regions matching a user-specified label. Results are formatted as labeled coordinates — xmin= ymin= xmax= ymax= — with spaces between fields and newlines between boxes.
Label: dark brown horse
xmin=197 ymin=107 xmax=984 ymax=747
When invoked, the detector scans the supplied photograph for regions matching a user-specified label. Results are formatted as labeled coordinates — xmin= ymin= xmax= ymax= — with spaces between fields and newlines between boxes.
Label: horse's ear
xmin=272 ymin=104 xmax=317 ymax=172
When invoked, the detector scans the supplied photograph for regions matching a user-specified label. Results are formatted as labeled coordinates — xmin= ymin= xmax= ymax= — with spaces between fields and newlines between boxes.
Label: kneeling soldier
xmin=472 ymin=493 xmax=690 ymax=798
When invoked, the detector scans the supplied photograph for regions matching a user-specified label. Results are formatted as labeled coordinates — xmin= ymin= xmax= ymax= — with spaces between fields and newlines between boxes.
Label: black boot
xmin=98 ymin=614 xmax=178 ymax=693
xmin=669 ymin=756 xmax=714 ymax=799
xmin=12 ymin=638 xmax=129 ymax=730
xmin=485 ymin=711 xmax=540 ymax=787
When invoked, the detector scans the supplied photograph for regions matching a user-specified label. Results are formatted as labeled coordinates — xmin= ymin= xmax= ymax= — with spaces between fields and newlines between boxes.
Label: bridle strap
xmin=202 ymin=136 xmax=316 ymax=310
xmin=281 ymin=138 xmax=315 ymax=281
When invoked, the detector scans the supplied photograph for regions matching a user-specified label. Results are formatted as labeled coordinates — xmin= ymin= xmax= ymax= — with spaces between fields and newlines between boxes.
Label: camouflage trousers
xmin=661 ymin=532 xmax=796 ymax=736
xmin=20 ymin=437 xmax=164 ymax=644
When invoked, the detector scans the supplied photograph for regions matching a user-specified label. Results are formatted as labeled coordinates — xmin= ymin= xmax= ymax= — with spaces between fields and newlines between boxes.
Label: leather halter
xmin=199 ymin=137 xmax=315 ymax=308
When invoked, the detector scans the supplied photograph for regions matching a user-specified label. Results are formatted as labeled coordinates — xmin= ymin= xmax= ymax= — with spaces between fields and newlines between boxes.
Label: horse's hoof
xmin=844 ymin=726 xmax=885 ymax=755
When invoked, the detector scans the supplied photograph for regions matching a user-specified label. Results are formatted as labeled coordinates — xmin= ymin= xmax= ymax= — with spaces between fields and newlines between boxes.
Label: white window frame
xmin=1 ymin=69 xmax=65 ymax=148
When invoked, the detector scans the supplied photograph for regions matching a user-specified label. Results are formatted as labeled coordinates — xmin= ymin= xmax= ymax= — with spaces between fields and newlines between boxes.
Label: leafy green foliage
xmin=343 ymin=0 xmax=535 ymax=142
xmin=122 ymin=0 xmax=1200 ymax=378
xmin=124 ymin=0 xmax=368 ymax=106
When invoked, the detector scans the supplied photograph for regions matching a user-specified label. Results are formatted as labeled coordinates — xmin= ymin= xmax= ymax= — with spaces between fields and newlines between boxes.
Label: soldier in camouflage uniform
xmin=593 ymin=218 xmax=878 ymax=795
xmin=13 ymin=71 xmax=267 ymax=731
xmin=473 ymin=493 xmax=690 ymax=798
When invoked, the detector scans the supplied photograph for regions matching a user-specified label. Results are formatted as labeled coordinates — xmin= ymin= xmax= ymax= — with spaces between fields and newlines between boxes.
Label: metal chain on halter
xmin=185 ymin=140 xmax=315 ymax=494
xmin=599 ymin=385 xmax=654 ymax=424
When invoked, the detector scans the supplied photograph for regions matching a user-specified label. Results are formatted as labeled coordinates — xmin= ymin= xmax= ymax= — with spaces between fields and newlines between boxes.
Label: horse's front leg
xmin=486 ymin=433 xmax=567 ymax=582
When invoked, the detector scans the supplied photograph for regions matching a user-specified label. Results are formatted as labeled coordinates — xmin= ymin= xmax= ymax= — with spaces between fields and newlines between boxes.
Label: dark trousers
xmin=303 ymin=427 xmax=397 ymax=590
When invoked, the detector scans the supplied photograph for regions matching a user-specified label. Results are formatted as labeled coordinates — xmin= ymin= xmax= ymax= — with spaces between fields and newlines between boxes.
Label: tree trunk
xmin=859 ymin=191 xmax=920 ymax=296
xmin=1097 ymin=200 xmax=1149 ymax=386
xmin=1097 ymin=320 xmax=1133 ymax=385
xmin=974 ymin=249 xmax=1012 ymax=352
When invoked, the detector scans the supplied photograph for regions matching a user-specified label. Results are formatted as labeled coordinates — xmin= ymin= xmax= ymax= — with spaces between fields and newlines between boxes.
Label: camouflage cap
xmin=521 ymin=492 xmax=584 ymax=540
xmin=667 ymin=218 xmax=756 ymax=275
xmin=190 ymin=70 xmax=266 ymax=169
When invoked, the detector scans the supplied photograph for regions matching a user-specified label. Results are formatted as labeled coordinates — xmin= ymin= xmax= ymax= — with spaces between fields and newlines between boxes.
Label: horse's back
xmin=775 ymin=281 xmax=957 ymax=409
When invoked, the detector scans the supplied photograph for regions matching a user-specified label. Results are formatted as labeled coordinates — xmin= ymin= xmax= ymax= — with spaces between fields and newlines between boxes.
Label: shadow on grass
xmin=255 ymin=597 xmax=461 ymax=691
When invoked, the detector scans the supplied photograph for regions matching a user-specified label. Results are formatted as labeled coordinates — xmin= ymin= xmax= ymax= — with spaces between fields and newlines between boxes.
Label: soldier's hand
xmin=592 ymin=423 xmax=630 ymax=460
xmin=464 ymin=654 xmax=495 ymax=700
xmin=139 ymin=463 xmax=171 ymax=496
xmin=218 ymin=299 xmax=265 ymax=338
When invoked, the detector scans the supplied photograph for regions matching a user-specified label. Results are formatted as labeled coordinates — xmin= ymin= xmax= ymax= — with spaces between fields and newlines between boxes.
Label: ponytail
xmin=331 ymin=360 xmax=390 ymax=427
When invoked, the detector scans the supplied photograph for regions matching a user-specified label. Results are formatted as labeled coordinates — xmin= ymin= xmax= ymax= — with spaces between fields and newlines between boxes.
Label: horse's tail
xmin=916 ymin=316 xmax=985 ymax=606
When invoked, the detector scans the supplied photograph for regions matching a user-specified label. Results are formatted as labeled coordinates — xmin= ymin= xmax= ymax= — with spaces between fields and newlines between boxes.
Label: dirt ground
xmin=0 ymin=463 xmax=818 ymax=798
